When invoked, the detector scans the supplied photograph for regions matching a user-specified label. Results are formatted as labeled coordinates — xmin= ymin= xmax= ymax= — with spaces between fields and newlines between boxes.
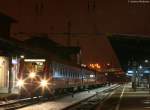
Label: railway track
xmin=0 ymin=90 xmax=77 ymax=110
xmin=0 ymin=93 xmax=73 ymax=110
xmin=0 ymin=90 xmax=95 ymax=110
xmin=63 ymin=85 xmax=120 ymax=110
xmin=0 ymin=96 xmax=50 ymax=110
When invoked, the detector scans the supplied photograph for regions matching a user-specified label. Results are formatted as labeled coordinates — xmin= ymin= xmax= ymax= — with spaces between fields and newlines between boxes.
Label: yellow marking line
xmin=115 ymin=85 xmax=126 ymax=110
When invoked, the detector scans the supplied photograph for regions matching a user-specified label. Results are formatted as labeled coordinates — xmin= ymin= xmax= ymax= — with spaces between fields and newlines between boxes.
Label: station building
xmin=0 ymin=12 xmax=18 ymax=93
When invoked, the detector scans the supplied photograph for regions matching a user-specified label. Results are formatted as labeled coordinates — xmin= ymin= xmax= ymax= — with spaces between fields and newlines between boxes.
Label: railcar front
xmin=17 ymin=58 xmax=51 ymax=97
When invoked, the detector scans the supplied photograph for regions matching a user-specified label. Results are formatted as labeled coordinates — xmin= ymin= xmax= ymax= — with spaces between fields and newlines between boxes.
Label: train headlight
xmin=16 ymin=79 xmax=24 ymax=87
xmin=40 ymin=79 xmax=48 ymax=87
xmin=29 ymin=72 xmax=36 ymax=78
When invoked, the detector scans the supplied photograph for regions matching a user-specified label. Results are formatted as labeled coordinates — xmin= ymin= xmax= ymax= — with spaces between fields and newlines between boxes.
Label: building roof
xmin=0 ymin=12 xmax=17 ymax=23
xmin=0 ymin=37 xmax=23 ymax=56
xmin=23 ymin=36 xmax=80 ymax=58
xmin=0 ymin=37 xmax=47 ymax=58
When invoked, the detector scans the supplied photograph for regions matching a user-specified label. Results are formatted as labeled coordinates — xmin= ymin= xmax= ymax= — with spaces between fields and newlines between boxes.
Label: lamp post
xmin=131 ymin=60 xmax=138 ymax=91
xmin=145 ymin=59 xmax=149 ymax=63
xmin=105 ymin=73 xmax=109 ymax=86
xmin=137 ymin=65 xmax=143 ymax=87
xmin=145 ymin=60 xmax=150 ymax=93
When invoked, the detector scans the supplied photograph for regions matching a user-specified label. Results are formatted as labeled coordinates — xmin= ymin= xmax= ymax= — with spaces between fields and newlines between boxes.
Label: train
xmin=16 ymin=57 xmax=107 ymax=97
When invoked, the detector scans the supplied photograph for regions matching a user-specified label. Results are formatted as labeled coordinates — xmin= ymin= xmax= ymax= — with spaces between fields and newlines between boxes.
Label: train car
xmin=51 ymin=61 xmax=82 ymax=93
xmin=81 ymin=68 xmax=96 ymax=88
xmin=95 ymin=72 xmax=107 ymax=86
xmin=50 ymin=61 xmax=107 ymax=94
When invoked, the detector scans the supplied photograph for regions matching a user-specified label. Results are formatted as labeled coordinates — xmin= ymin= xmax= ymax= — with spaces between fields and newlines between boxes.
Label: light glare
xmin=20 ymin=55 xmax=24 ymax=59
xmin=90 ymin=74 xmax=95 ymax=78
xmin=24 ymin=59 xmax=46 ymax=62
xmin=40 ymin=80 xmax=48 ymax=87
xmin=145 ymin=59 xmax=149 ymax=63
xmin=17 ymin=79 xmax=24 ymax=87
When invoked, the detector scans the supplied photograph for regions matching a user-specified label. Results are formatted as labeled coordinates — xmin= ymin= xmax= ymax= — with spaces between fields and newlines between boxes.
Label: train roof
xmin=51 ymin=58 xmax=104 ymax=73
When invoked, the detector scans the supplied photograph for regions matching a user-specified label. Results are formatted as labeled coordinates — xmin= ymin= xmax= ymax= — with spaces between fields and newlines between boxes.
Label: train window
xmin=64 ymin=68 xmax=67 ymax=78
xmin=65 ymin=70 xmax=67 ymax=78
xmin=66 ymin=69 xmax=69 ymax=78
xmin=67 ymin=69 xmax=69 ymax=78
xmin=68 ymin=72 xmax=70 ymax=78
xmin=66 ymin=71 xmax=68 ymax=78
xmin=70 ymin=72 xmax=71 ymax=78
xmin=74 ymin=72 xmax=76 ymax=78
xmin=62 ymin=68 xmax=64 ymax=77
xmin=70 ymin=72 xmax=72 ymax=78
xmin=75 ymin=72 xmax=76 ymax=78
xmin=64 ymin=69 xmax=66 ymax=78
xmin=62 ymin=67 xmax=64 ymax=77
xmin=69 ymin=72 xmax=71 ymax=78
xmin=24 ymin=61 xmax=45 ymax=76
xmin=68 ymin=69 xmax=70 ymax=78
xmin=79 ymin=73 xmax=80 ymax=78
xmin=62 ymin=67 xmax=66 ymax=78
xmin=55 ymin=63 xmax=58 ymax=71
xmin=60 ymin=67 xmax=63 ymax=76
xmin=56 ymin=64 xmax=59 ymax=72
xmin=73 ymin=72 xmax=75 ymax=78
xmin=80 ymin=73 xmax=82 ymax=78
xmin=73 ymin=73 xmax=75 ymax=78
xmin=63 ymin=66 xmax=65 ymax=75
xmin=59 ymin=65 xmax=62 ymax=73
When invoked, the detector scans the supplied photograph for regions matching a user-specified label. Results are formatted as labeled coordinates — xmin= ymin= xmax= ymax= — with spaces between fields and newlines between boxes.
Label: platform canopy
xmin=107 ymin=34 xmax=150 ymax=71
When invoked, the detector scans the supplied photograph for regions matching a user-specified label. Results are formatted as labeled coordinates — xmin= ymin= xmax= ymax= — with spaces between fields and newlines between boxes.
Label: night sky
xmin=0 ymin=0 xmax=150 ymax=67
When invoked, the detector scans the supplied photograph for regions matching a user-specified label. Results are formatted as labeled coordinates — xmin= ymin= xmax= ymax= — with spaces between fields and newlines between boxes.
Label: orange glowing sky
xmin=0 ymin=0 xmax=150 ymax=67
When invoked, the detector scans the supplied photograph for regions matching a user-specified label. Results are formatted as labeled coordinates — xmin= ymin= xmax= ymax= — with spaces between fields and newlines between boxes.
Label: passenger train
xmin=17 ymin=58 xmax=107 ymax=97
